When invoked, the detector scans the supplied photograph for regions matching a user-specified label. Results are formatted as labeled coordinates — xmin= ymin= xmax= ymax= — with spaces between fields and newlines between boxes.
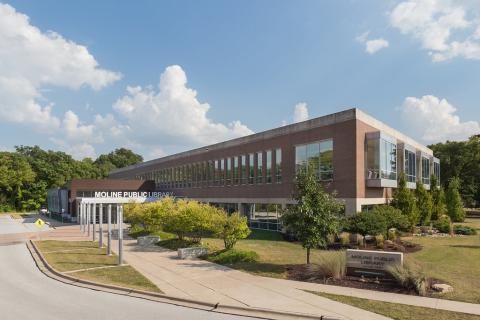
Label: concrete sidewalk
xmin=39 ymin=222 xmax=389 ymax=320
xmin=38 ymin=221 xmax=480 ymax=318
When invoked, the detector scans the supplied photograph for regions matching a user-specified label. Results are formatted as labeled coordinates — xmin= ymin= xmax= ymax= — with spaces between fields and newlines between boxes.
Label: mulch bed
xmin=286 ymin=264 xmax=439 ymax=297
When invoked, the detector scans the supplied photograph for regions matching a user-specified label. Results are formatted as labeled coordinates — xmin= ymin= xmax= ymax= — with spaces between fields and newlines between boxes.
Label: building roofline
xmin=110 ymin=107 xmax=432 ymax=175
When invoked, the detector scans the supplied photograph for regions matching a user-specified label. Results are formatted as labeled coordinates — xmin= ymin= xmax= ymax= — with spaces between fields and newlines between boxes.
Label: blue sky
xmin=1 ymin=0 xmax=479 ymax=159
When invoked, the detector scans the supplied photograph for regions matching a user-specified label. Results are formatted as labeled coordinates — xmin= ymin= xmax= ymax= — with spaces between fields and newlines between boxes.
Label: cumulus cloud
xmin=390 ymin=0 xmax=480 ymax=61
xmin=0 ymin=3 xmax=121 ymax=130
xmin=293 ymin=102 xmax=309 ymax=123
xmin=400 ymin=95 xmax=480 ymax=142
xmin=356 ymin=31 xmax=389 ymax=54
xmin=113 ymin=65 xmax=253 ymax=149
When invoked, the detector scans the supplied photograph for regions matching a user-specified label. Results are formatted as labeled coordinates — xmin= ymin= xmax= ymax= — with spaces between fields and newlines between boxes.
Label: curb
xmin=27 ymin=240 xmax=340 ymax=320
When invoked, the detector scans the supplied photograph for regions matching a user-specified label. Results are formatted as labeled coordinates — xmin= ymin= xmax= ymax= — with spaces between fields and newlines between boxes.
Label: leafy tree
xmin=446 ymin=177 xmax=466 ymax=222
xmin=429 ymin=135 xmax=480 ymax=207
xmin=430 ymin=175 xmax=447 ymax=221
xmin=281 ymin=167 xmax=344 ymax=264
xmin=0 ymin=152 xmax=36 ymax=210
xmin=391 ymin=173 xmax=418 ymax=228
xmin=347 ymin=212 xmax=387 ymax=246
xmin=415 ymin=181 xmax=433 ymax=225
xmin=216 ymin=212 xmax=251 ymax=249
xmin=94 ymin=148 xmax=143 ymax=177
xmin=370 ymin=205 xmax=410 ymax=231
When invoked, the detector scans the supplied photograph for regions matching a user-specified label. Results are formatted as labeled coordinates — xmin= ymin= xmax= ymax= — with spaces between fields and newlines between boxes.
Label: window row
xmin=294 ymin=139 xmax=334 ymax=181
xmin=136 ymin=149 xmax=282 ymax=188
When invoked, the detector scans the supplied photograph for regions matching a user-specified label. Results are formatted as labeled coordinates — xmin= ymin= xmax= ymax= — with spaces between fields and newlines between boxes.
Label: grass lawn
xmin=35 ymin=240 xmax=161 ymax=293
xmin=308 ymin=291 xmax=480 ymax=320
xmin=405 ymin=228 xmax=480 ymax=304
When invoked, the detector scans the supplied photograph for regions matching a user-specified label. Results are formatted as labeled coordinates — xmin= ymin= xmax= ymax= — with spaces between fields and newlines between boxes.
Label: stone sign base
xmin=177 ymin=247 xmax=208 ymax=259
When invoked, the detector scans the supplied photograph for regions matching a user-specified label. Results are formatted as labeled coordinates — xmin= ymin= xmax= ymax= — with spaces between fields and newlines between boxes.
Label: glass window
xmin=249 ymin=153 xmax=254 ymax=184
xmin=366 ymin=139 xmax=379 ymax=179
xmin=241 ymin=155 xmax=247 ymax=184
xmin=404 ymin=150 xmax=416 ymax=183
xmin=256 ymin=152 xmax=263 ymax=184
xmin=319 ymin=140 xmax=333 ymax=181
xmin=434 ymin=161 xmax=440 ymax=184
xmin=226 ymin=157 xmax=232 ymax=185
xmin=306 ymin=143 xmax=320 ymax=178
xmin=295 ymin=145 xmax=307 ymax=173
xmin=220 ymin=159 xmax=225 ymax=185
xmin=275 ymin=148 xmax=282 ymax=183
xmin=247 ymin=203 xmax=282 ymax=232
xmin=234 ymin=157 xmax=239 ymax=185
xmin=422 ymin=157 xmax=430 ymax=185
xmin=366 ymin=138 xmax=396 ymax=180
xmin=266 ymin=150 xmax=272 ymax=183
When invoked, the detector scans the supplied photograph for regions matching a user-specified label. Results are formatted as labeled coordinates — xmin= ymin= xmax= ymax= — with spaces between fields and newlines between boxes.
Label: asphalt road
xmin=0 ymin=216 xmax=253 ymax=320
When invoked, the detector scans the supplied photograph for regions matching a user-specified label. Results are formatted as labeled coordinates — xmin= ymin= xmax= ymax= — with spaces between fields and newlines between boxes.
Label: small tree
xmin=281 ymin=167 xmax=344 ymax=264
xmin=216 ymin=212 xmax=251 ymax=249
xmin=347 ymin=212 xmax=387 ymax=246
xmin=430 ymin=175 xmax=447 ymax=221
xmin=446 ymin=177 xmax=466 ymax=222
xmin=391 ymin=173 xmax=418 ymax=228
xmin=415 ymin=181 xmax=433 ymax=225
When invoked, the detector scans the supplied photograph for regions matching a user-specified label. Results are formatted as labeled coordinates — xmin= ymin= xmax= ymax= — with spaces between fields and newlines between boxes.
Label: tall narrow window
xmin=307 ymin=143 xmax=320 ymax=178
xmin=226 ymin=157 xmax=232 ymax=185
xmin=234 ymin=157 xmax=239 ymax=185
xmin=275 ymin=148 xmax=282 ymax=183
xmin=241 ymin=155 xmax=247 ymax=184
xmin=249 ymin=153 xmax=254 ymax=184
xmin=256 ymin=152 xmax=263 ymax=184
xmin=266 ymin=150 xmax=272 ymax=183
xmin=295 ymin=145 xmax=307 ymax=173
xmin=404 ymin=149 xmax=416 ymax=183
xmin=422 ymin=157 xmax=430 ymax=185
xmin=319 ymin=140 xmax=333 ymax=181
xmin=220 ymin=158 xmax=225 ymax=185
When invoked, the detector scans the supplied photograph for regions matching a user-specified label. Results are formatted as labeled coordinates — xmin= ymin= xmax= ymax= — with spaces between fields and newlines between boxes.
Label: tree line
xmin=0 ymin=146 xmax=143 ymax=212
xmin=429 ymin=134 xmax=480 ymax=207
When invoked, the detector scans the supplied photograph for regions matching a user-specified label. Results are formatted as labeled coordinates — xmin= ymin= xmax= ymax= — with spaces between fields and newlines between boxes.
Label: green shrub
xmin=216 ymin=212 xmax=251 ymax=249
xmin=388 ymin=263 xmax=429 ymax=296
xmin=375 ymin=234 xmax=384 ymax=249
xmin=207 ymin=249 xmax=259 ymax=264
xmin=433 ymin=215 xmax=452 ymax=233
xmin=128 ymin=225 xmax=150 ymax=239
xmin=356 ymin=234 xmax=364 ymax=248
xmin=309 ymin=251 xmax=346 ymax=280
xmin=339 ymin=232 xmax=350 ymax=246
xmin=347 ymin=212 xmax=387 ymax=245
xmin=387 ymin=228 xmax=397 ymax=241
xmin=453 ymin=225 xmax=478 ymax=235
xmin=371 ymin=205 xmax=411 ymax=232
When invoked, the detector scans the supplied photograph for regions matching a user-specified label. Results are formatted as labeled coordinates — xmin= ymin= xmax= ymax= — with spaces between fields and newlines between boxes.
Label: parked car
xmin=39 ymin=207 xmax=48 ymax=214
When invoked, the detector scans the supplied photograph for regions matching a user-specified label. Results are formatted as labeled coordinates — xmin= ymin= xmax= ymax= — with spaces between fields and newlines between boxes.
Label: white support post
xmin=107 ymin=204 xmax=112 ymax=256
xmin=79 ymin=203 xmax=83 ymax=230
xmin=87 ymin=203 xmax=91 ymax=237
xmin=92 ymin=203 xmax=96 ymax=242
xmin=99 ymin=204 xmax=103 ymax=248
xmin=117 ymin=204 xmax=123 ymax=266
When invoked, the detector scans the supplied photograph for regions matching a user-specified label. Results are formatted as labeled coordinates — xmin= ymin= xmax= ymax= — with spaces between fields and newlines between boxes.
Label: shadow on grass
xmin=449 ymin=244 xmax=480 ymax=249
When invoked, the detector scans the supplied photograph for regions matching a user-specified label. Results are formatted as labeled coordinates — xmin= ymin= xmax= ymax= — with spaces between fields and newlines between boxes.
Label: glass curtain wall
xmin=295 ymin=140 xmax=333 ymax=180
xmin=366 ymin=137 xmax=396 ymax=181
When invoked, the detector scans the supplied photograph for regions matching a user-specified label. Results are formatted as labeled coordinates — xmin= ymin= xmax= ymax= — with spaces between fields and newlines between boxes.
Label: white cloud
xmin=113 ymin=65 xmax=253 ymax=150
xmin=356 ymin=31 xmax=389 ymax=54
xmin=0 ymin=3 xmax=121 ymax=129
xmin=293 ymin=102 xmax=309 ymax=123
xmin=365 ymin=39 xmax=390 ymax=54
xmin=390 ymin=0 xmax=480 ymax=61
xmin=400 ymin=95 xmax=480 ymax=142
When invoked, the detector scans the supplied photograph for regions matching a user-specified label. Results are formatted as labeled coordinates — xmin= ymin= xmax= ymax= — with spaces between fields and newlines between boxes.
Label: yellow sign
xmin=35 ymin=218 xmax=45 ymax=228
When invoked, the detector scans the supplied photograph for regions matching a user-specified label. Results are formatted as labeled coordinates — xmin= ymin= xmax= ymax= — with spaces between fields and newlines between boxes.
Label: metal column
xmin=117 ymin=205 xmax=123 ymax=266
xmin=99 ymin=204 xmax=103 ymax=248
xmin=87 ymin=203 xmax=91 ymax=237
xmin=92 ymin=203 xmax=96 ymax=242
xmin=107 ymin=204 xmax=112 ymax=256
